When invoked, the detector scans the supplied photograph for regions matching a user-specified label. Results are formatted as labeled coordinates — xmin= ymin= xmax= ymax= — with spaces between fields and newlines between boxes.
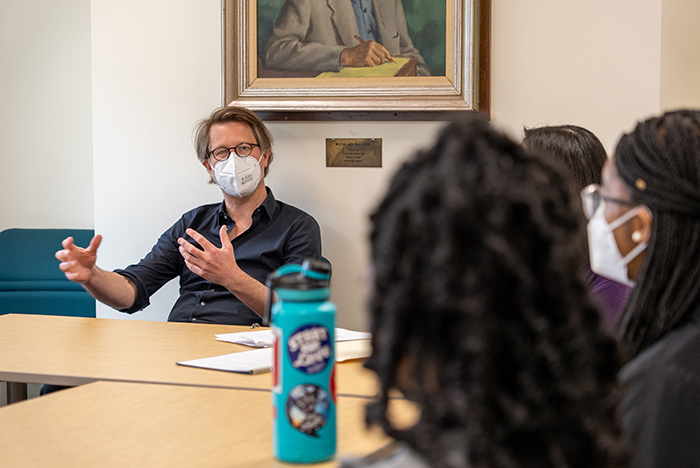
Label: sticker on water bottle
xmin=287 ymin=324 xmax=332 ymax=374
xmin=286 ymin=384 xmax=329 ymax=437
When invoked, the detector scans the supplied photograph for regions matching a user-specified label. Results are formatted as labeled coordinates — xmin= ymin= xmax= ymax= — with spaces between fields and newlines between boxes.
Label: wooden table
xmin=0 ymin=381 xmax=417 ymax=467
xmin=0 ymin=314 xmax=379 ymax=402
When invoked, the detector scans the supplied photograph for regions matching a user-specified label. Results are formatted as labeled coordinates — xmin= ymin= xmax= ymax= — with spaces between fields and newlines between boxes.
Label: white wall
xmin=491 ymin=0 xmax=663 ymax=151
xmin=90 ymin=0 xmax=224 ymax=322
xmin=5 ymin=0 xmax=698 ymax=332
xmin=660 ymin=0 xmax=700 ymax=112
xmin=0 ymin=0 xmax=93 ymax=232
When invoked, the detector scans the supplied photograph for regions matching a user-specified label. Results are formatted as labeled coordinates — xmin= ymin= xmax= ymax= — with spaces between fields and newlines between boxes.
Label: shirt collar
xmin=216 ymin=186 xmax=277 ymax=224
xmin=259 ymin=186 xmax=278 ymax=218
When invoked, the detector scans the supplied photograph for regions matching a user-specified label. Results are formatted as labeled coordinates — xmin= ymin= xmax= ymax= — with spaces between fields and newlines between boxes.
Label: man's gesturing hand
xmin=178 ymin=226 xmax=240 ymax=286
xmin=56 ymin=235 xmax=103 ymax=284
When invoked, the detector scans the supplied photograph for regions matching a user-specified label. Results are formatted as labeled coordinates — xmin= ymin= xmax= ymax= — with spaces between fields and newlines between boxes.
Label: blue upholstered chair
xmin=0 ymin=228 xmax=96 ymax=317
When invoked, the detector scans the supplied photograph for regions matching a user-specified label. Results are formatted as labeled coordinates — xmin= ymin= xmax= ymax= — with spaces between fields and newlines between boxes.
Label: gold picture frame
xmin=223 ymin=0 xmax=490 ymax=120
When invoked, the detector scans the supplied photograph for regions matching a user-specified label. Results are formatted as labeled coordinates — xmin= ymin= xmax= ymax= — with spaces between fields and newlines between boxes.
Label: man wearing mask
xmin=56 ymin=106 xmax=322 ymax=327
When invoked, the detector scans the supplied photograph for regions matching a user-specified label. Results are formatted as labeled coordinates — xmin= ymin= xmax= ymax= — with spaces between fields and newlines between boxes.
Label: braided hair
xmin=615 ymin=110 xmax=700 ymax=357
xmin=365 ymin=118 xmax=629 ymax=468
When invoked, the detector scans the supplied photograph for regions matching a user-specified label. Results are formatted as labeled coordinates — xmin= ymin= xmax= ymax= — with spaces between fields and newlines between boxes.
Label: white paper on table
xmin=336 ymin=339 xmax=372 ymax=362
xmin=335 ymin=328 xmax=372 ymax=342
xmin=177 ymin=348 xmax=272 ymax=375
xmin=215 ymin=327 xmax=370 ymax=348
xmin=177 ymin=339 xmax=372 ymax=375
xmin=216 ymin=330 xmax=275 ymax=347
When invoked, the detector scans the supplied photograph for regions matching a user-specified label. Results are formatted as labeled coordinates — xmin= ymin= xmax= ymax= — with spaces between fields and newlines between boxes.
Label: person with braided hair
xmin=343 ymin=117 xmax=630 ymax=468
xmin=581 ymin=110 xmax=700 ymax=468
xmin=523 ymin=125 xmax=631 ymax=330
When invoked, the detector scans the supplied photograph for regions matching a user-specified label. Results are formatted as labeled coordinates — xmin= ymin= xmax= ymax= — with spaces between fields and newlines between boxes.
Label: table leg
xmin=7 ymin=382 xmax=28 ymax=404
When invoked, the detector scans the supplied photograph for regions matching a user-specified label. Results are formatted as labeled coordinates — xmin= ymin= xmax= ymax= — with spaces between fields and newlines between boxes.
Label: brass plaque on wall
xmin=326 ymin=138 xmax=382 ymax=167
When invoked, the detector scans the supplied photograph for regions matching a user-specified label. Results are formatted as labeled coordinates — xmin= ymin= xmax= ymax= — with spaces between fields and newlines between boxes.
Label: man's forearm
xmin=222 ymin=272 xmax=268 ymax=319
xmin=82 ymin=267 xmax=138 ymax=311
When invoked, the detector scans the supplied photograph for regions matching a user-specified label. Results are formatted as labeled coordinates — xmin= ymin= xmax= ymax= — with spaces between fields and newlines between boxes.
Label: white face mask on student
xmin=212 ymin=153 xmax=263 ymax=198
xmin=587 ymin=205 xmax=648 ymax=287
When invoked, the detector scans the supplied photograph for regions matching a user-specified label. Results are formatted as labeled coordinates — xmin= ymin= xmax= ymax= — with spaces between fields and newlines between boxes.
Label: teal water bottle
xmin=264 ymin=258 xmax=336 ymax=464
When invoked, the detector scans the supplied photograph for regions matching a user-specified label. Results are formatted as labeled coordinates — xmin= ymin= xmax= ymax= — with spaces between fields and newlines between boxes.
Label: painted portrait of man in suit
xmin=257 ymin=0 xmax=446 ymax=78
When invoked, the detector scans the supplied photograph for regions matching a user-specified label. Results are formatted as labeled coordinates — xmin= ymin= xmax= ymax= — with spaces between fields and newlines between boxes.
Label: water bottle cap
xmin=268 ymin=259 xmax=331 ymax=291
xmin=263 ymin=258 xmax=332 ymax=324
xmin=301 ymin=258 xmax=331 ymax=281
xmin=275 ymin=286 xmax=331 ymax=303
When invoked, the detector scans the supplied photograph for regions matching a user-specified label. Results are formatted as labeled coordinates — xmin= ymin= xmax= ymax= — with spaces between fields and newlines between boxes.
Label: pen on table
xmin=354 ymin=35 xmax=394 ymax=63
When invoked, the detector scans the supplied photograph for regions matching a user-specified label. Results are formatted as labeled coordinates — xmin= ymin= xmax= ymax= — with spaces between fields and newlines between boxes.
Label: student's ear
xmin=632 ymin=205 xmax=653 ymax=243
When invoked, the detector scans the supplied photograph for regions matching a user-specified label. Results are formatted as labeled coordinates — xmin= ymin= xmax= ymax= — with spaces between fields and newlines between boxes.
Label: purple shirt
xmin=583 ymin=264 xmax=631 ymax=330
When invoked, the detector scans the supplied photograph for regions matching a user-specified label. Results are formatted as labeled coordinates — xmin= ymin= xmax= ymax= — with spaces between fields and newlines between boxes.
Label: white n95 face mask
xmin=213 ymin=153 xmax=262 ymax=198
xmin=587 ymin=205 xmax=647 ymax=287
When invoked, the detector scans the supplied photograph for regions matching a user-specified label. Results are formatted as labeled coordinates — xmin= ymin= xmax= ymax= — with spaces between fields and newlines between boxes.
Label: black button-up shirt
xmin=115 ymin=188 xmax=322 ymax=325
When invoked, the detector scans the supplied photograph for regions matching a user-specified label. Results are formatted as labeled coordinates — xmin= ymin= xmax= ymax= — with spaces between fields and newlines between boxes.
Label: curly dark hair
xmin=365 ymin=117 xmax=629 ymax=468
xmin=614 ymin=110 xmax=700 ymax=357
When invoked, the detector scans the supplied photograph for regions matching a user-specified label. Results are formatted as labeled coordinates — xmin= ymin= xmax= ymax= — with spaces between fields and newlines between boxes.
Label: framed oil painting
xmin=223 ymin=0 xmax=490 ymax=120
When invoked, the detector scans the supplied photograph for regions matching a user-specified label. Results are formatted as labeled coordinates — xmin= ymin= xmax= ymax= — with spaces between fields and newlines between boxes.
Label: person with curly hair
xmin=344 ymin=117 xmax=630 ymax=468
xmin=523 ymin=125 xmax=631 ymax=330
xmin=581 ymin=110 xmax=700 ymax=468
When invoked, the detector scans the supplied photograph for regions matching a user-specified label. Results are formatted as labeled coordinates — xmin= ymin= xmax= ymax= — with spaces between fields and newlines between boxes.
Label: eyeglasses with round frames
xmin=580 ymin=184 xmax=636 ymax=220
xmin=208 ymin=143 xmax=260 ymax=161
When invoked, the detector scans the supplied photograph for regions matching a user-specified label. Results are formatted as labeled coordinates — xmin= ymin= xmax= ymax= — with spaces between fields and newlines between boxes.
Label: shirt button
xmin=363 ymin=7 xmax=367 ymax=12
xmin=367 ymin=28 xmax=372 ymax=34
xmin=191 ymin=318 xmax=197 ymax=322
xmin=200 ymin=301 xmax=206 ymax=306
